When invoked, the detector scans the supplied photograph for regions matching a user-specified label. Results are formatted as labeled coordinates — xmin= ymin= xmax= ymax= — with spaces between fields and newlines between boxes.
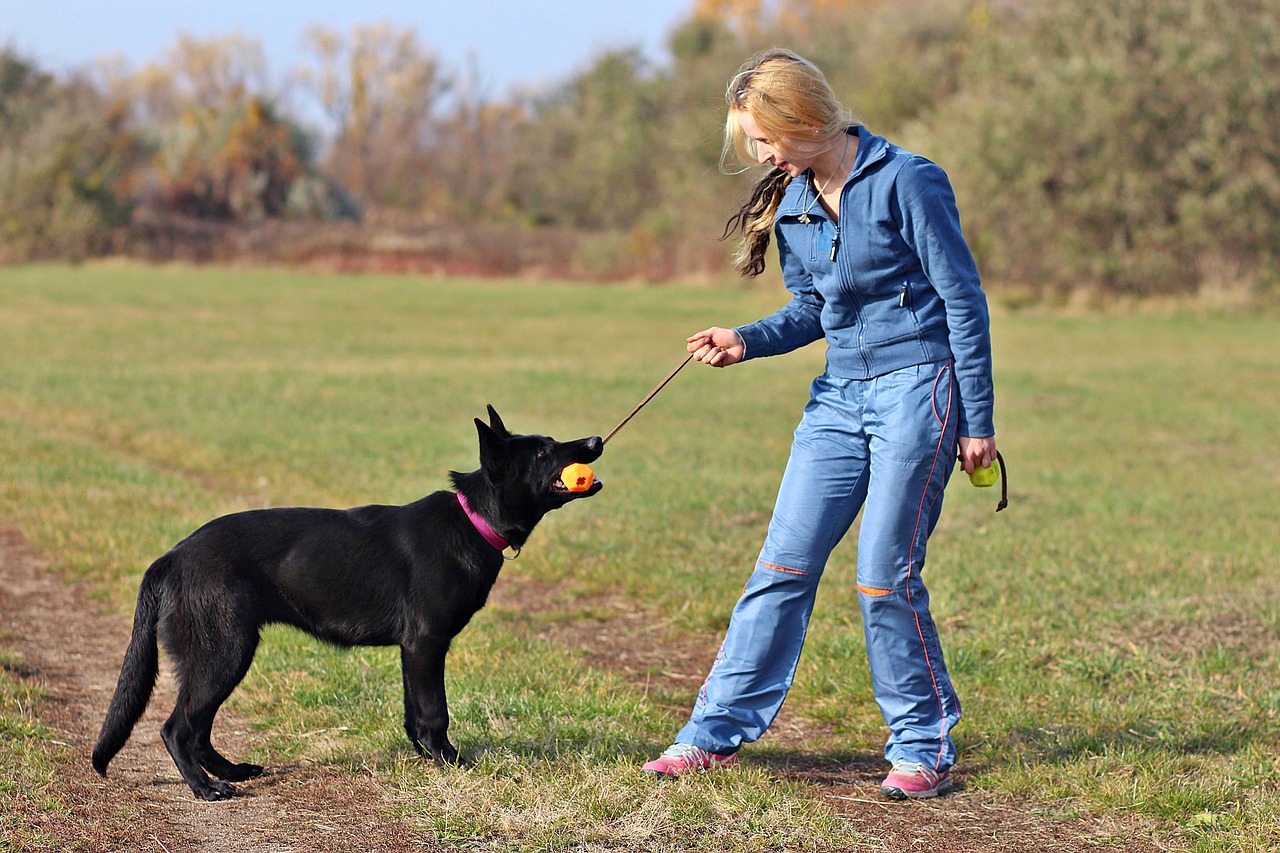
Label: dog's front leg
xmin=400 ymin=640 xmax=458 ymax=765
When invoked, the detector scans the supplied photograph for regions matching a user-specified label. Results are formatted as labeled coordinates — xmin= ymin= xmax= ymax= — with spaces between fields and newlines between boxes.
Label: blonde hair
xmin=720 ymin=48 xmax=852 ymax=276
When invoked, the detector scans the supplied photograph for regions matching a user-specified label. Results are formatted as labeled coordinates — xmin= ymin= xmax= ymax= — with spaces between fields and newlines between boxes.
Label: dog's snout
xmin=583 ymin=436 xmax=603 ymax=460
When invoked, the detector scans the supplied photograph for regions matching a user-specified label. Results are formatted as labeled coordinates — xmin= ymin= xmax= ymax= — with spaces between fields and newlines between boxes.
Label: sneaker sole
xmin=880 ymin=777 xmax=954 ymax=800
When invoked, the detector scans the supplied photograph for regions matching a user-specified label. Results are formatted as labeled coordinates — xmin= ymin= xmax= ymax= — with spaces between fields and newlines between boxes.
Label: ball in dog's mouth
xmin=559 ymin=463 xmax=595 ymax=493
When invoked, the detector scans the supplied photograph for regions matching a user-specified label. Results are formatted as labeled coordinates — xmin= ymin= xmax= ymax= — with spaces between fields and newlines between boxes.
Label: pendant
xmin=799 ymin=213 xmax=810 ymax=225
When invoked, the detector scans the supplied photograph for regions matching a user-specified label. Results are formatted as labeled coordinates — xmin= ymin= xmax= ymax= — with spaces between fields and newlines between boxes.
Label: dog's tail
xmin=91 ymin=553 xmax=168 ymax=777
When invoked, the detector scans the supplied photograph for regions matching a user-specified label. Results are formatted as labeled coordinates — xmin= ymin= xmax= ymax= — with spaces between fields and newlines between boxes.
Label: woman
xmin=641 ymin=48 xmax=997 ymax=800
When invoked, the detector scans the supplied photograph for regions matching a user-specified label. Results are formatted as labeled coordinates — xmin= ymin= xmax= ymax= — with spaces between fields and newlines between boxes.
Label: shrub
xmin=912 ymin=0 xmax=1280 ymax=298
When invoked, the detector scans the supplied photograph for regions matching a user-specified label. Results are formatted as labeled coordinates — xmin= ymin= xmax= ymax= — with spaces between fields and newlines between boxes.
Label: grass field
xmin=2 ymin=262 xmax=1278 ymax=851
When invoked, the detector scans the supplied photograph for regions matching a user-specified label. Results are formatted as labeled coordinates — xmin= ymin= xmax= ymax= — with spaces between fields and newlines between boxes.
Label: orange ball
xmin=561 ymin=463 xmax=595 ymax=492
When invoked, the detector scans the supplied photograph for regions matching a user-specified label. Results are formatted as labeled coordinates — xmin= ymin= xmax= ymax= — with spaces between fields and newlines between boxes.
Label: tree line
xmin=2 ymin=0 xmax=1276 ymax=300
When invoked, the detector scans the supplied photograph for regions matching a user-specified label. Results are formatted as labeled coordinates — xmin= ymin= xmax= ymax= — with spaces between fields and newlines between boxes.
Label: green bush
xmin=0 ymin=52 xmax=148 ymax=261
xmin=911 ymin=0 xmax=1280 ymax=298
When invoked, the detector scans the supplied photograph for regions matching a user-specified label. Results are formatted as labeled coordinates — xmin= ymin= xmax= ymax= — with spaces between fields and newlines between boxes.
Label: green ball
xmin=968 ymin=457 xmax=1001 ymax=488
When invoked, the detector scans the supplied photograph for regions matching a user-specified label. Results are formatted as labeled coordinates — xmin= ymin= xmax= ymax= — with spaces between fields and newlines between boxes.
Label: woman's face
xmin=735 ymin=108 xmax=822 ymax=177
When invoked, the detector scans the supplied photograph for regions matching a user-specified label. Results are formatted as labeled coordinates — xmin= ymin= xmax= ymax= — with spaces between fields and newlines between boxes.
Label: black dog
xmin=92 ymin=406 xmax=603 ymax=800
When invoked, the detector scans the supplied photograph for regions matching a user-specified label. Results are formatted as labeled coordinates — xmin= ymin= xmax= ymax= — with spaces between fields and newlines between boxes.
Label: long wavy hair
xmin=721 ymin=48 xmax=852 ymax=277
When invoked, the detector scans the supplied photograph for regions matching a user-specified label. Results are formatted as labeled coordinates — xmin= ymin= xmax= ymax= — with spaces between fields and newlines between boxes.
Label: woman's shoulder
xmin=878 ymin=144 xmax=956 ymax=203
xmin=867 ymin=136 xmax=941 ymax=179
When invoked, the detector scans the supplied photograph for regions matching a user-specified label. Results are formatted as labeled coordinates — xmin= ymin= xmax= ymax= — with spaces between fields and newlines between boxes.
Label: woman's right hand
xmin=687 ymin=327 xmax=745 ymax=367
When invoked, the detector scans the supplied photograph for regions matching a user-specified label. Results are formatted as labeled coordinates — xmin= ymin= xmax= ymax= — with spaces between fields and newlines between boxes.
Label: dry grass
xmin=2 ymin=262 xmax=1277 ymax=851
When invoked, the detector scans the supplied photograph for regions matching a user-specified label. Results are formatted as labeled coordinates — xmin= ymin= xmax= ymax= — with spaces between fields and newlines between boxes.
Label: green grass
xmin=0 ymin=647 xmax=66 ymax=851
xmin=2 ymin=262 xmax=1278 ymax=850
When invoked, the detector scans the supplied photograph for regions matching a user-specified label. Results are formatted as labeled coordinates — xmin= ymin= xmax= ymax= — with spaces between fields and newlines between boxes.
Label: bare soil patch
xmin=1 ymin=526 xmax=1184 ymax=851
xmin=490 ymin=574 xmax=1187 ymax=853
xmin=0 ymin=526 xmax=431 ymax=853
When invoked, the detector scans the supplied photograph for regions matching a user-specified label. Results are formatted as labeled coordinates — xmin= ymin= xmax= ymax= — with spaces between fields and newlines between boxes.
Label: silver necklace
xmin=798 ymin=132 xmax=851 ymax=225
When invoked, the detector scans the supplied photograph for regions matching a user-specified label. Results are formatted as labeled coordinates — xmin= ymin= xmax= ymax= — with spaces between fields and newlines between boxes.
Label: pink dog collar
xmin=456 ymin=492 xmax=511 ymax=553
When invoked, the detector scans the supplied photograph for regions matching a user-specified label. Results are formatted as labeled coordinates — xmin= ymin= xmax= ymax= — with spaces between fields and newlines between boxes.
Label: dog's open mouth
xmin=551 ymin=467 xmax=602 ymax=497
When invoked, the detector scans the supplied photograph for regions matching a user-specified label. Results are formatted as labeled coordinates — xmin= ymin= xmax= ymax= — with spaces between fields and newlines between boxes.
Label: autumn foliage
xmin=1 ymin=0 xmax=1276 ymax=300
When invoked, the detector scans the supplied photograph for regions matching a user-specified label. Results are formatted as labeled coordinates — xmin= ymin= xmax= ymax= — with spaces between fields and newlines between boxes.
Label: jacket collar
xmin=777 ymin=125 xmax=890 ymax=218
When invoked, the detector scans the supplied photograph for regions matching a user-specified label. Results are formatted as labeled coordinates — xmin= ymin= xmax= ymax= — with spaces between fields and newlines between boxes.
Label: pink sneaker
xmin=880 ymin=760 xmax=954 ymax=799
xmin=642 ymin=743 xmax=738 ymax=777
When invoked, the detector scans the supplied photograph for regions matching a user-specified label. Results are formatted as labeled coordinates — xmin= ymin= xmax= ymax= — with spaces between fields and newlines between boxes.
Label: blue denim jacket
xmin=735 ymin=126 xmax=995 ymax=438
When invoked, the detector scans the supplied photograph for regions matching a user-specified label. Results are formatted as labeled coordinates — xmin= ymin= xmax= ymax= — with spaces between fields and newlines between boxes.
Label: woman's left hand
xmin=957 ymin=435 xmax=997 ymax=475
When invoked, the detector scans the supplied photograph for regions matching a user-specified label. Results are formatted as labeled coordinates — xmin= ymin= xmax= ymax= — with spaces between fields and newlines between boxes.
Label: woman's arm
xmin=896 ymin=157 xmax=996 ymax=440
xmin=731 ymin=228 xmax=826 ymax=362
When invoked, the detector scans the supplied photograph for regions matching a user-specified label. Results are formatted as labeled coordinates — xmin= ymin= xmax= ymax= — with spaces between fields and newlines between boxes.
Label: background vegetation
xmin=1 ymin=264 xmax=1278 ymax=851
xmin=3 ymin=2 xmax=1277 ymax=849
xmin=3 ymin=0 xmax=1278 ymax=299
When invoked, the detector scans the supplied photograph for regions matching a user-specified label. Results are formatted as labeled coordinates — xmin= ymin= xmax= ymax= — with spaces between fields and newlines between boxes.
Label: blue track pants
xmin=676 ymin=360 xmax=962 ymax=771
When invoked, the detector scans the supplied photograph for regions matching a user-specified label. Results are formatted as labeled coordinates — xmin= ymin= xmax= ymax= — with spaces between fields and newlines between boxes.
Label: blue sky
xmin=1 ymin=0 xmax=695 ymax=94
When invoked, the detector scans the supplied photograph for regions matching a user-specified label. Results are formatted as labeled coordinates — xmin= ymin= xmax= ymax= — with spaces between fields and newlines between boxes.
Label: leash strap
xmin=995 ymin=450 xmax=1008 ymax=512
xmin=603 ymin=353 xmax=695 ymax=445
xmin=957 ymin=449 xmax=1009 ymax=513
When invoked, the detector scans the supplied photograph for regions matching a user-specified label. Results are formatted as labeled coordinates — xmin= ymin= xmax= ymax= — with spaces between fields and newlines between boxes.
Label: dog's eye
xmin=536 ymin=445 xmax=551 ymax=458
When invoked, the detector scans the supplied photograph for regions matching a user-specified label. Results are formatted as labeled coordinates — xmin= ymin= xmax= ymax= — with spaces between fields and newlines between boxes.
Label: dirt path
xmin=1 ymin=526 xmax=1183 ymax=852
xmin=489 ymin=574 xmax=1187 ymax=853
xmin=0 ymin=526 xmax=429 ymax=853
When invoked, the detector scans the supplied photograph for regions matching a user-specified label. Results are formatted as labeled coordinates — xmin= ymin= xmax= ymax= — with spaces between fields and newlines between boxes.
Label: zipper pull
xmin=899 ymin=284 xmax=907 ymax=307
xmin=829 ymin=231 xmax=839 ymax=261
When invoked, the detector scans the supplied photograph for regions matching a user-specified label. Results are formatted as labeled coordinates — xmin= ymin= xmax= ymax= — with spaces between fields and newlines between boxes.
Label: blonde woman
xmin=642 ymin=48 xmax=997 ymax=800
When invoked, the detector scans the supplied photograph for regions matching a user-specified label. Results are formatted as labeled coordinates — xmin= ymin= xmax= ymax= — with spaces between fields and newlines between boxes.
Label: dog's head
xmin=473 ymin=405 xmax=604 ymax=513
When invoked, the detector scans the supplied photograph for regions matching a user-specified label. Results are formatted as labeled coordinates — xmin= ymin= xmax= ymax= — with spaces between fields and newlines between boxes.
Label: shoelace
xmin=662 ymin=743 xmax=711 ymax=767
xmin=890 ymin=760 xmax=930 ymax=776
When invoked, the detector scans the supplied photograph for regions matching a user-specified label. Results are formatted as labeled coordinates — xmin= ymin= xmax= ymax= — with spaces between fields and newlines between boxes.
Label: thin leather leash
xmin=603 ymin=353 xmax=695 ymax=445
xmin=459 ymin=353 xmax=696 ymax=560
xmin=995 ymin=451 xmax=1008 ymax=512
xmin=968 ymin=449 xmax=1008 ymax=513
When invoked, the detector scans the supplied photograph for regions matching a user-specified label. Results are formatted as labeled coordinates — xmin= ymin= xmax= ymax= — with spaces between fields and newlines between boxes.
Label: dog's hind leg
xmin=162 ymin=691 xmax=238 ymax=800
xmin=160 ymin=621 xmax=260 ymax=799
xmin=400 ymin=640 xmax=458 ymax=764
xmin=197 ymin=716 xmax=264 ymax=782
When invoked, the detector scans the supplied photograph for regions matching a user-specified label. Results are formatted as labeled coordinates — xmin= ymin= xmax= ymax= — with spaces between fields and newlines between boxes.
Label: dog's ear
xmin=474 ymin=416 xmax=517 ymax=484
xmin=475 ymin=416 xmax=507 ymax=469
xmin=486 ymin=405 xmax=510 ymax=438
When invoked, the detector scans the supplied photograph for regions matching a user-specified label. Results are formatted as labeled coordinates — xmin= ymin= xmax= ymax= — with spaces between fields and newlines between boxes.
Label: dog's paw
xmin=194 ymin=780 xmax=238 ymax=801
xmin=222 ymin=763 xmax=264 ymax=782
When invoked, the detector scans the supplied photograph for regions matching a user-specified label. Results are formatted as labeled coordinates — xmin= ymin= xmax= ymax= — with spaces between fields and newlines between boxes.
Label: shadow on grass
xmin=456 ymin=736 xmax=915 ymax=789
xmin=750 ymin=747 xmax=880 ymax=777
